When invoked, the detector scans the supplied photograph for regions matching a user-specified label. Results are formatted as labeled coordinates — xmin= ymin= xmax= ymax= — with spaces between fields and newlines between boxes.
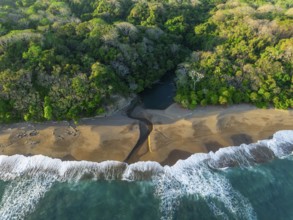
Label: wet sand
xmin=0 ymin=104 xmax=292 ymax=165
xmin=132 ymin=104 xmax=293 ymax=164
xmin=0 ymin=114 xmax=140 ymax=162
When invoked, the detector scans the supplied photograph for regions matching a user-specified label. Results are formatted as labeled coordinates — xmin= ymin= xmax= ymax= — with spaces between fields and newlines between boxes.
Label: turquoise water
xmin=0 ymin=130 xmax=292 ymax=220
xmin=27 ymin=181 xmax=160 ymax=220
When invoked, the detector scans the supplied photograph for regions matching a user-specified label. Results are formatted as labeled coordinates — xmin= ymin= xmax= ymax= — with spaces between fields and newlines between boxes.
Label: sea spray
xmin=0 ymin=156 xmax=128 ymax=220
xmin=122 ymin=161 xmax=164 ymax=181
xmin=0 ymin=174 xmax=55 ymax=220
xmin=154 ymin=154 xmax=257 ymax=220
xmin=0 ymin=130 xmax=292 ymax=219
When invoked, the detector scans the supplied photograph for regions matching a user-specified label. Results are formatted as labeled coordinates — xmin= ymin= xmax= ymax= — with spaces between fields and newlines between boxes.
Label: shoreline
xmin=0 ymin=104 xmax=292 ymax=165
xmin=137 ymin=104 xmax=293 ymax=165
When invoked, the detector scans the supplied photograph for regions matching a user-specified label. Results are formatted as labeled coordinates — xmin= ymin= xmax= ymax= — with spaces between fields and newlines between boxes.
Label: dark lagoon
xmin=140 ymin=72 xmax=176 ymax=110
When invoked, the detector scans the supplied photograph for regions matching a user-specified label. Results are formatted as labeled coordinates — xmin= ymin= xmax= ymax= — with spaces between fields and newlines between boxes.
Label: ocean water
xmin=0 ymin=130 xmax=292 ymax=220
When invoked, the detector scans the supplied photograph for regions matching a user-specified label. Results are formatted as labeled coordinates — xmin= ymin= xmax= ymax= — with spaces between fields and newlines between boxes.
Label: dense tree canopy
xmin=0 ymin=0 xmax=214 ymax=122
xmin=175 ymin=0 xmax=293 ymax=110
xmin=0 ymin=0 xmax=292 ymax=123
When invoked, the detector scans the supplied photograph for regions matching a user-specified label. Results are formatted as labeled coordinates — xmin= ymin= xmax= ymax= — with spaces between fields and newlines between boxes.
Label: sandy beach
xmin=133 ymin=104 xmax=293 ymax=165
xmin=0 ymin=104 xmax=292 ymax=165
xmin=0 ymin=114 xmax=140 ymax=162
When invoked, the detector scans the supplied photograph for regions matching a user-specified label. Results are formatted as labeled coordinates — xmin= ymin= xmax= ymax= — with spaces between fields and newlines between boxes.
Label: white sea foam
xmin=152 ymin=130 xmax=293 ymax=220
xmin=0 ymin=175 xmax=55 ymax=220
xmin=0 ymin=130 xmax=292 ymax=219
xmin=122 ymin=161 xmax=164 ymax=181
xmin=0 ymin=130 xmax=291 ymax=181
xmin=265 ymin=130 xmax=293 ymax=157
xmin=155 ymin=154 xmax=257 ymax=220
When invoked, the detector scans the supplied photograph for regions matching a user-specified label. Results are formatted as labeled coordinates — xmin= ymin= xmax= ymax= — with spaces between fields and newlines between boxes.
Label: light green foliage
xmin=165 ymin=16 xmax=186 ymax=34
xmin=44 ymin=105 xmax=53 ymax=120
xmin=175 ymin=0 xmax=293 ymax=110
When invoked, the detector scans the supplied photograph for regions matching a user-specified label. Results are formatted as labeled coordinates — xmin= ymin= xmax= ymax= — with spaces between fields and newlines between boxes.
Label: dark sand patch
xmin=193 ymin=121 xmax=212 ymax=137
xmin=205 ymin=141 xmax=223 ymax=153
xmin=231 ymin=133 xmax=253 ymax=146
xmin=62 ymin=154 xmax=77 ymax=161
xmin=161 ymin=149 xmax=192 ymax=166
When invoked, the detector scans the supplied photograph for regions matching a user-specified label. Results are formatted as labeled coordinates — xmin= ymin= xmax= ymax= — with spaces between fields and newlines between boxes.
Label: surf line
xmin=124 ymin=98 xmax=153 ymax=163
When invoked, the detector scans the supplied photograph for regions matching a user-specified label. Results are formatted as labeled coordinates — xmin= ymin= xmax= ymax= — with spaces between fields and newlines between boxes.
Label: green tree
xmin=43 ymin=96 xmax=53 ymax=120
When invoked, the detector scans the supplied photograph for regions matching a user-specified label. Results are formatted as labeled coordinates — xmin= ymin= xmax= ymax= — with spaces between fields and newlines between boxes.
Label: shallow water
xmin=0 ymin=130 xmax=292 ymax=220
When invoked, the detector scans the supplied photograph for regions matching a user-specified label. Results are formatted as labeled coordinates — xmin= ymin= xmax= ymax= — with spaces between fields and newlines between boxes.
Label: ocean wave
xmin=0 ymin=130 xmax=291 ymax=182
xmin=0 ymin=130 xmax=292 ymax=220
xmin=152 ymin=130 xmax=293 ymax=220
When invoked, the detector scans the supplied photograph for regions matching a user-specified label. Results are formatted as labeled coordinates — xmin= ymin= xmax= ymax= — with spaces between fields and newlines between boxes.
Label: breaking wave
xmin=0 ymin=130 xmax=292 ymax=219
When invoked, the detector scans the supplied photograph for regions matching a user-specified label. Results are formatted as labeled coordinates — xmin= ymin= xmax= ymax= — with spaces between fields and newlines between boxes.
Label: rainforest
xmin=0 ymin=0 xmax=292 ymax=123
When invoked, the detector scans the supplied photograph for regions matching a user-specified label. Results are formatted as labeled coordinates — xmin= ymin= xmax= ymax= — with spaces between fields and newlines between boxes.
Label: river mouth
xmin=124 ymin=72 xmax=176 ymax=163
xmin=140 ymin=72 xmax=176 ymax=110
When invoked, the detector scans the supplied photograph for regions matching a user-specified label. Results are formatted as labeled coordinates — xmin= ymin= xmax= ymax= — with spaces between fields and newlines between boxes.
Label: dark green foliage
xmin=0 ymin=0 xmax=291 ymax=123
xmin=0 ymin=0 xmax=208 ymax=123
